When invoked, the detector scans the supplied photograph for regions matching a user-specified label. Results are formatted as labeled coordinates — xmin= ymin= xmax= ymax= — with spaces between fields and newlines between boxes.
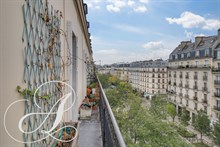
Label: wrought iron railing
xmin=97 ymin=77 xmax=126 ymax=147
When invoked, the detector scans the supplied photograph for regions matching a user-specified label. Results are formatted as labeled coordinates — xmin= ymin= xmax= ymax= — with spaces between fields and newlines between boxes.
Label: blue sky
xmin=84 ymin=0 xmax=220 ymax=64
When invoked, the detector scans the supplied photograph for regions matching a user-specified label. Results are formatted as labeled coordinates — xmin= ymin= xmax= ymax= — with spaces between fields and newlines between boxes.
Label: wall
xmin=0 ymin=0 xmax=92 ymax=146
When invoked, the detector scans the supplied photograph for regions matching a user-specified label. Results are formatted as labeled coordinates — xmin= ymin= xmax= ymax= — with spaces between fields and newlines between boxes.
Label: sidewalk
xmin=78 ymin=109 xmax=103 ymax=147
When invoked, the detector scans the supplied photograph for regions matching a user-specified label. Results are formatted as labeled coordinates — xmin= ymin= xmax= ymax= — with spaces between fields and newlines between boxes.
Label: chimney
xmin=195 ymin=36 xmax=203 ymax=47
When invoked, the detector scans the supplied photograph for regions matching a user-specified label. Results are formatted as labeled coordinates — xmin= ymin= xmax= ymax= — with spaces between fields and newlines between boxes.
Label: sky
xmin=84 ymin=0 xmax=220 ymax=65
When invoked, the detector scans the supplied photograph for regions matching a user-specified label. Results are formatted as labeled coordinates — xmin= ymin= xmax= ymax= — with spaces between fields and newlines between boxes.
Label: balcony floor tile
xmin=78 ymin=109 xmax=103 ymax=147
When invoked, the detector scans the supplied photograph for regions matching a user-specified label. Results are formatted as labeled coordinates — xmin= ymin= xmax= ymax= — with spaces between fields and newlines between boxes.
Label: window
xmin=175 ymin=54 xmax=178 ymax=59
xmin=195 ymin=103 xmax=197 ymax=110
xmin=205 ymin=49 xmax=209 ymax=56
xmin=196 ymin=51 xmax=199 ymax=57
xmin=187 ymin=52 xmax=190 ymax=58
xmin=204 ymin=94 xmax=207 ymax=101
xmin=204 ymin=82 xmax=207 ymax=88
xmin=181 ymin=53 xmax=184 ymax=58
xmin=217 ymin=50 xmax=220 ymax=59
xmin=195 ymin=61 xmax=198 ymax=66
xmin=204 ymin=60 xmax=209 ymax=67
xmin=158 ymin=79 xmax=160 ymax=83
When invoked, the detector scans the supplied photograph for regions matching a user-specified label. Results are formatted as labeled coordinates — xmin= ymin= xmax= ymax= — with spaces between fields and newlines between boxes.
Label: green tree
xmin=167 ymin=103 xmax=177 ymax=122
xmin=150 ymin=94 xmax=167 ymax=119
xmin=193 ymin=110 xmax=211 ymax=142
xmin=98 ymin=73 xmax=110 ymax=89
xmin=179 ymin=107 xmax=190 ymax=126
xmin=212 ymin=117 xmax=220 ymax=146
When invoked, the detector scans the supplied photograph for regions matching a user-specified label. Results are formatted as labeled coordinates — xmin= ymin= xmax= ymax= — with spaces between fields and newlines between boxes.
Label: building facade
xmin=0 ymin=0 xmax=92 ymax=145
xmin=128 ymin=59 xmax=168 ymax=97
xmin=168 ymin=29 xmax=220 ymax=123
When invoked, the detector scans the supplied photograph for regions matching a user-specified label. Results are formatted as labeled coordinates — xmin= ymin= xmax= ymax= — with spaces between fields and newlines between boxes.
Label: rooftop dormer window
xmin=205 ymin=49 xmax=209 ymax=56
xmin=187 ymin=52 xmax=191 ymax=58
xmin=181 ymin=53 xmax=184 ymax=59
xmin=195 ymin=50 xmax=199 ymax=57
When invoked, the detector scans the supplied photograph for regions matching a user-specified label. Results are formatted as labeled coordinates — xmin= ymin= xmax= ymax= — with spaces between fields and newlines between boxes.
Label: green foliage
xmin=179 ymin=107 xmax=191 ymax=126
xmin=99 ymin=76 xmax=191 ymax=146
xmin=193 ymin=110 xmax=211 ymax=142
xmin=150 ymin=94 xmax=168 ymax=119
xmin=166 ymin=103 xmax=177 ymax=122
xmin=212 ymin=117 xmax=220 ymax=146
xmin=16 ymin=85 xmax=50 ymax=99
xmin=98 ymin=73 xmax=110 ymax=89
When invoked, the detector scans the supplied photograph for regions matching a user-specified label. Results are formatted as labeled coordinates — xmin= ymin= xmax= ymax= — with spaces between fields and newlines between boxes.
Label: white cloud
xmin=85 ymin=0 xmax=149 ymax=13
xmin=139 ymin=0 xmax=149 ymax=4
xmin=128 ymin=0 xmax=135 ymax=6
xmin=106 ymin=4 xmax=120 ymax=12
xmin=143 ymin=41 xmax=164 ymax=50
xmin=166 ymin=11 xmax=220 ymax=30
xmin=114 ymin=24 xmax=143 ymax=33
xmin=134 ymin=5 xmax=147 ymax=13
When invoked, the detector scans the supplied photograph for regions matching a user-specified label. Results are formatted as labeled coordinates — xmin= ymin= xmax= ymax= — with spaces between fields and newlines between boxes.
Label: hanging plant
xmin=16 ymin=86 xmax=50 ymax=99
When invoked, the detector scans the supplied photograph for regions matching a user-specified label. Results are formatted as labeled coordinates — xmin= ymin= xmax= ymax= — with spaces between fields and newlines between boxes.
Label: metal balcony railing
xmin=214 ymin=106 xmax=220 ymax=112
xmin=214 ymin=80 xmax=220 ymax=85
xmin=97 ymin=77 xmax=126 ymax=147
xmin=214 ymin=93 xmax=220 ymax=97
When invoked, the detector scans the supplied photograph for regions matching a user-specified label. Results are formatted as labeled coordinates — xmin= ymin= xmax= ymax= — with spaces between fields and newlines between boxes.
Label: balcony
xmin=179 ymin=93 xmax=183 ymax=97
xmin=185 ymin=75 xmax=189 ymax=79
xmin=174 ymin=74 xmax=176 ymax=78
xmin=98 ymin=78 xmax=126 ymax=147
xmin=185 ymin=84 xmax=189 ymax=89
xmin=179 ymin=75 xmax=183 ymax=78
xmin=213 ymin=106 xmax=220 ymax=112
xmin=194 ymin=75 xmax=198 ymax=80
xmin=185 ymin=94 xmax=189 ymax=99
xmin=203 ymin=76 xmax=208 ymax=81
xmin=214 ymin=80 xmax=220 ymax=86
xmin=173 ymin=82 xmax=177 ymax=86
xmin=214 ymin=93 xmax=220 ymax=98
xmin=193 ymin=85 xmax=198 ymax=90
xmin=179 ymin=83 xmax=183 ymax=87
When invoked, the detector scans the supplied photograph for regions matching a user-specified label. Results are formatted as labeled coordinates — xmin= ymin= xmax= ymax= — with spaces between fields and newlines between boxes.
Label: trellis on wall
xmin=21 ymin=0 xmax=65 ymax=146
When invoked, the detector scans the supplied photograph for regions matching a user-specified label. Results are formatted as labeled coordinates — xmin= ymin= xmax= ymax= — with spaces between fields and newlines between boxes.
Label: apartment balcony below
xmin=79 ymin=78 xmax=126 ymax=147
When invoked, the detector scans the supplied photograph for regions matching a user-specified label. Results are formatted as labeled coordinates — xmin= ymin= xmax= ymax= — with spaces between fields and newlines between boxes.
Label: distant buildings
xmin=168 ymin=29 xmax=220 ymax=123
xmin=98 ymin=29 xmax=220 ymax=123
